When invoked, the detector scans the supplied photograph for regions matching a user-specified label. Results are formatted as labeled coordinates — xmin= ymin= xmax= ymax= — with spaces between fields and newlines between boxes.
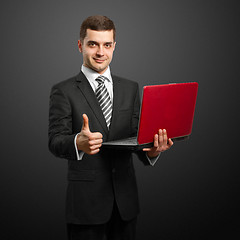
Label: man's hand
xmin=76 ymin=114 xmax=103 ymax=155
xmin=143 ymin=129 xmax=173 ymax=158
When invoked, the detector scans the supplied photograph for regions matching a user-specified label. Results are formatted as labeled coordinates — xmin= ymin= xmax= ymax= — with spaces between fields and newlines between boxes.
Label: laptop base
xmin=102 ymin=135 xmax=189 ymax=151
xmin=102 ymin=137 xmax=153 ymax=151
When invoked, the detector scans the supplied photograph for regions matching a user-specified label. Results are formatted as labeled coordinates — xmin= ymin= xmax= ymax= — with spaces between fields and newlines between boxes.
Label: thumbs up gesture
xmin=76 ymin=114 xmax=103 ymax=155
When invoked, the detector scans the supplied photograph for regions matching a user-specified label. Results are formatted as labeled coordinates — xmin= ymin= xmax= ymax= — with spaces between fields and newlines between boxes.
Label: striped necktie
xmin=95 ymin=75 xmax=112 ymax=128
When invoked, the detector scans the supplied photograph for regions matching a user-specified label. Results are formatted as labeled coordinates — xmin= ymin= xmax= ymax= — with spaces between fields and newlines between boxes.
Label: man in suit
xmin=48 ymin=15 xmax=173 ymax=240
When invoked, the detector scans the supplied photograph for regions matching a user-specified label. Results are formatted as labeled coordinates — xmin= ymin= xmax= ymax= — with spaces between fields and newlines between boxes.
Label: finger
xmin=142 ymin=148 xmax=151 ymax=152
xmin=89 ymin=138 xmax=103 ymax=146
xmin=81 ymin=114 xmax=90 ymax=131
xmin=89 ymin=143 xmax=102 ymax=151
xmin=89 ymin=148 xmax=100 ymax=155
xmin=168 ymin=138 xmax=174 ymax=146
xmin=163 ymin=129 xmax=168 ymax=145
xmin=158 ymin=129 xmax=163 ymax=146
xmin=89 ymin=132 xmax=103 ymax=140
xmin=154 ymin=134 xmax=159 ymax=148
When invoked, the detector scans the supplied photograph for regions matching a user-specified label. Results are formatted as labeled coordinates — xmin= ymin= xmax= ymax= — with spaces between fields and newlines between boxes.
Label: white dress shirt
xmin=81 ymin=65 xmax=113 ymax=102
xmin=74 ymin=65 xmax=159 ymax=166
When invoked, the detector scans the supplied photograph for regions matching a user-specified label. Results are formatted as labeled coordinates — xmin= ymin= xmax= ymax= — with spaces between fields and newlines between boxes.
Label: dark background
xmin=1 ymin=0 xmax=239 ymax=239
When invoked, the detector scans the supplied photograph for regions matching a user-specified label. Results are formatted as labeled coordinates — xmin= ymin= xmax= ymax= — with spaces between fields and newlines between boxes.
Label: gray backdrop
xmin=1 ymin=0 xmax=239 ymax=239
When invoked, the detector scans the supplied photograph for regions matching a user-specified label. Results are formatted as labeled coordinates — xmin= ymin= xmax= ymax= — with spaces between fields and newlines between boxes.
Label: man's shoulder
xmin=112 ymin=75 xmax=138 ymax=87
xmin=51 ymin=72 xmax=82 ymax=90
xmin=52 ymin=74 xmax=77 ymax=88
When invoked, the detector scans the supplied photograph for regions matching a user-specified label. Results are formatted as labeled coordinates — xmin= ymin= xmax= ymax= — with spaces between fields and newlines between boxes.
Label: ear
xmin=113 ymin=42 xmax=116 ymax=51
xmin=78 ymin=40 xmax=83 ymax=53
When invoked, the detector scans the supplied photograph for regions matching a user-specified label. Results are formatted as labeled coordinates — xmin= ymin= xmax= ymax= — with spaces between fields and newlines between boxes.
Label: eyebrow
xmin=87 ymin=40 xmax=113 ymax=45
xmin=104 ymin=42 xmax=113 ymax=45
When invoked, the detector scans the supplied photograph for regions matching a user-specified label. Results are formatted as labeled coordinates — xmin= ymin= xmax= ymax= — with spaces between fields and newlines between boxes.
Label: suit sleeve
xmin=48 ymin=85 xmax=78 ymax=160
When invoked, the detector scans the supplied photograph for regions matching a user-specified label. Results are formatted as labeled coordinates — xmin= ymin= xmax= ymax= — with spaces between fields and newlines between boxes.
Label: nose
xmin=96 ymin=46 xmax=104 ymax=56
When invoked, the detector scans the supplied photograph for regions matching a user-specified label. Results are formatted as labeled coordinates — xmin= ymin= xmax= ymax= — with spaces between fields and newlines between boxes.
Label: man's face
xmin=78 ymin=29 xmax=116 ymax=74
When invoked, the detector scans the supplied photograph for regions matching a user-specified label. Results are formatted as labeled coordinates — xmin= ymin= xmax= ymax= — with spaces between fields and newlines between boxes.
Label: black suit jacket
xmin=48 ymin=71 xmax=151 ymax=225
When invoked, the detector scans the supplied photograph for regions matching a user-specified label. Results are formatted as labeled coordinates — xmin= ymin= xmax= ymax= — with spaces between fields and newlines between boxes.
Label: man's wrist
xmin=74 ymin=133 xmax=84 ymax=160
xmin=146 ymin=152 xmax=161 ymax=166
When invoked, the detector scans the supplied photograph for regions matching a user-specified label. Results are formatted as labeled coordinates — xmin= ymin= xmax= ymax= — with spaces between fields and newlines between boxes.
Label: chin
xmin=95 ymin=66 xmax=108 ymax=74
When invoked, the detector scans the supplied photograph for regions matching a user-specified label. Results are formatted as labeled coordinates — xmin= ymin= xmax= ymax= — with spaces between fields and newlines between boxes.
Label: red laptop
xmin=102 ymin=82 xmax=198 ymax=150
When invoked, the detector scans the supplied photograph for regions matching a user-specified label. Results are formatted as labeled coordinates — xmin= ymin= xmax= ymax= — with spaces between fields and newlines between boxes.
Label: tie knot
xmin=96 ymin=75 xmax=107 ymax=85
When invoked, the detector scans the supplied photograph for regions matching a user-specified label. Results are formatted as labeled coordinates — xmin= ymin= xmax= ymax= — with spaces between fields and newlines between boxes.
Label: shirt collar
xmin=81 ymin=65 xmax=112 ymax=84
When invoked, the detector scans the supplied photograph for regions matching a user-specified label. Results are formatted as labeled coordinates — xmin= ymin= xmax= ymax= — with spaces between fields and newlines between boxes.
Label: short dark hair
xmin=80 ymin=15 xmax=116 ymax=41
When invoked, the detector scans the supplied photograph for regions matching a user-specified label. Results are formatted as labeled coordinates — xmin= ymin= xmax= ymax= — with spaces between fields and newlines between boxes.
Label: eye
xmin=88 ymin=42 xmax=96 ymax=47
xmin=105 ymin=43 xmax=112 ymax=48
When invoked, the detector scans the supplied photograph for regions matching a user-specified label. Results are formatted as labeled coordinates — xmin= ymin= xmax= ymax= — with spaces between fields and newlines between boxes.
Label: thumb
xmin=81 ymin=114 xmax=90 ymax=131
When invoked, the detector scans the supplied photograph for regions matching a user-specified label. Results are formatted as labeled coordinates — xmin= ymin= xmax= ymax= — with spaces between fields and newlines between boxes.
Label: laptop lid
xmin=137 ymin=82 xmax=198 ymax=144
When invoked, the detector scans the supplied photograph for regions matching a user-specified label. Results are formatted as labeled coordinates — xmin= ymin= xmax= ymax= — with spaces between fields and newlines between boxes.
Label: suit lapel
xmin=108 ymin=76 xmax=121 ymax=139
xmin=75 ymin=72 xmax=108 ymax=134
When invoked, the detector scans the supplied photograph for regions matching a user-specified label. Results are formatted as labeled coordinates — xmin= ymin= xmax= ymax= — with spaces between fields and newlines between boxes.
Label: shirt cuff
xmin=74 ymin=134 xmax=84 ymax=160
xmin=146 ymin=152 xmax=161 ymax=166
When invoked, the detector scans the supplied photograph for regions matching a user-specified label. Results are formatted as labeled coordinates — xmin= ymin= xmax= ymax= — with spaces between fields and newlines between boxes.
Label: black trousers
xmin=67 ymin=202 xmax=137 ymax=240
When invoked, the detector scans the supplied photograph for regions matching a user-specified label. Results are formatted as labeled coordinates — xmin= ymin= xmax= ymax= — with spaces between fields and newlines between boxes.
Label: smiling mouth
xmin=93 ymin=58 xmax=105 ymax=63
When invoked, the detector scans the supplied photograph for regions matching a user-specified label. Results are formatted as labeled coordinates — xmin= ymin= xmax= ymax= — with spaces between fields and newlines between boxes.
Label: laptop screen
xmin=137 ymin=82 xmax=198 ymax=144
